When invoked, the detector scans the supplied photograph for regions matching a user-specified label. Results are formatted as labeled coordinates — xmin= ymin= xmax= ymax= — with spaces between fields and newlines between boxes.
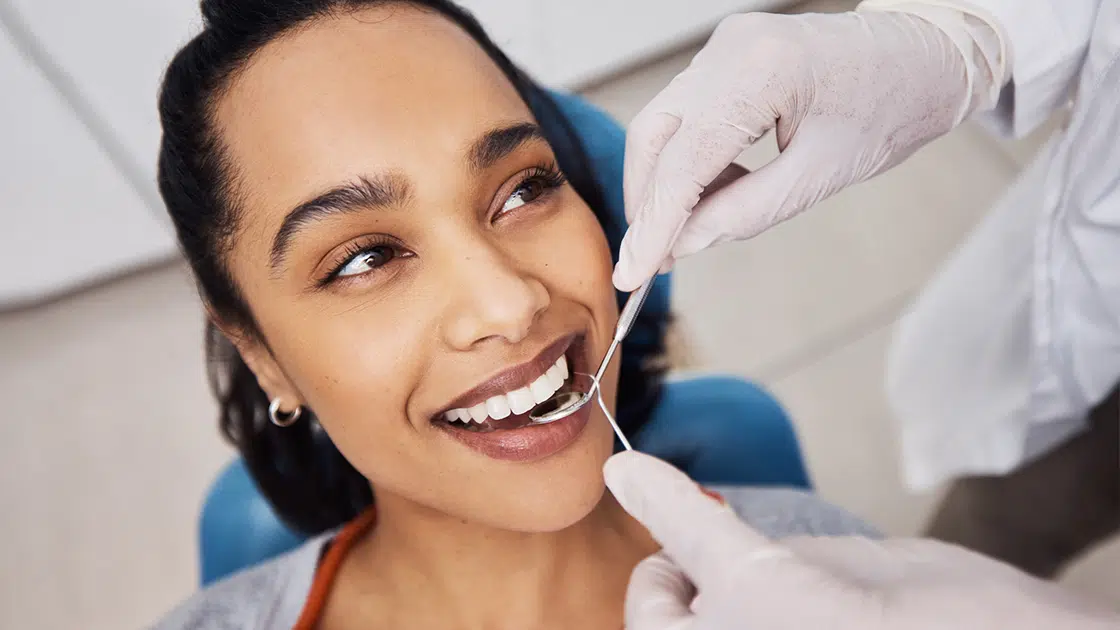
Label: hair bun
xmin=200 ymin=0 xmax=283 ymax=32
xmin=199 ymin=0 xmax=235 ymax=28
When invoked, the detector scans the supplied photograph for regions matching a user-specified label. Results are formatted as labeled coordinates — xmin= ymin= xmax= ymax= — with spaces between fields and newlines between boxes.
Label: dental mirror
xmin=530 ymin=390 xmax=587 ymax=422
xmin=528 ymin=279 xmax=656 ymax=450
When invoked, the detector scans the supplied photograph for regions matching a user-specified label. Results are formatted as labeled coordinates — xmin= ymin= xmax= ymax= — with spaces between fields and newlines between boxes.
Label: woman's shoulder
xmin=713 ymin=486 xmax=882 ymax=539
xmin=149 ymin=533 xmax=330 ymax=630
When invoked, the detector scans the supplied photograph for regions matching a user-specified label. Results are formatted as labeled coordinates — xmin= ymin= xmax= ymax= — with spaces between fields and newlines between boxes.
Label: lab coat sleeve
xmin=860 ymin=0 xmax=1102 ymax=137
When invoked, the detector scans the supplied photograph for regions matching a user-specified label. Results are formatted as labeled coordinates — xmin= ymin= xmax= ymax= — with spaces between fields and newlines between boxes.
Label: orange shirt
xmin=292 ymin=508 xmax=378 ymax=630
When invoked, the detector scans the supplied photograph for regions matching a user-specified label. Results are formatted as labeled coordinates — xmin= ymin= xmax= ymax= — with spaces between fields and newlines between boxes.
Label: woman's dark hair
xmin=158 ymin=0 xmax=667 ymax=534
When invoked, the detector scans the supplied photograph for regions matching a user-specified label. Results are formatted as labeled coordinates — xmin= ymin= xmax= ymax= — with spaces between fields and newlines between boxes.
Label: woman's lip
xmin=434 ymin=333 xmax=578 ymax=417
xmin=435 ymin=397 xmax=592 ymax=462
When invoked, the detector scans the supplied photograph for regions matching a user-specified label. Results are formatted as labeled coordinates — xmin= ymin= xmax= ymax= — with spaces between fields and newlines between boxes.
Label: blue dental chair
xmin=198 ymin=92 xmax=811 ymax=586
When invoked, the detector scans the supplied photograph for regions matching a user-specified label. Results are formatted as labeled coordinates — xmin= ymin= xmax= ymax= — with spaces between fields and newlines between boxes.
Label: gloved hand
xmin=603 ymin=451 xmax=1120 ymax=630
xmin=614 ymin=5 xmax=1005 ymax=290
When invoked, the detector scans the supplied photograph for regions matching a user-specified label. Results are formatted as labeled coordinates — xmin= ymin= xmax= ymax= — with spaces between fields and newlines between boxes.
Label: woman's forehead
xmin=213 ymin=5 xmax=533 ymax=211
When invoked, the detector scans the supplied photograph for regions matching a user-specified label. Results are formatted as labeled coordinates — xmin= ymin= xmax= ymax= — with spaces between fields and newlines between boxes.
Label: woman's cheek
xmin=541 ymin=201 xmax=616 ymax=303
xmin=579 ymin=212 xmax=619 ymax=318
xmin=292 ymin=301 xmax=430 ymax=441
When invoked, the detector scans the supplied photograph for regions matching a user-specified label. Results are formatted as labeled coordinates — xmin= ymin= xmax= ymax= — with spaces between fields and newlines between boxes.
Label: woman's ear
xmin=209 ymin=312 xmax=303 ymax=409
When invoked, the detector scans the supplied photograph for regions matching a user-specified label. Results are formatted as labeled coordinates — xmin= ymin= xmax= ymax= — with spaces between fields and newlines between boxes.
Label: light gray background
xmin=2 ymin=1 xmax=1116 ymax=628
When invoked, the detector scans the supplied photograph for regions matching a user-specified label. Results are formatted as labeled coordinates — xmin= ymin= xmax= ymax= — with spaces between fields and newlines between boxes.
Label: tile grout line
xmin=0 ymin=1 xmax=170 ymax=226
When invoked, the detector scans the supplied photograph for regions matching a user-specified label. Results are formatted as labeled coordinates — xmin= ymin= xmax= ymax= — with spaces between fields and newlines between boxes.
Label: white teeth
xmin=529 ymin=370 xmax=557 ymax=404
xmin=546 ymin=363 xmax=564 ymax=391
xmin=445 ymin=353 xmax=571 ymax=424
xmin=486 ymin=395 xmax=512 ymax=420
xmin=507 ymin=387 xmax=535 ymax=415
xmin=467 ymin=403 xmax=488 ymax=423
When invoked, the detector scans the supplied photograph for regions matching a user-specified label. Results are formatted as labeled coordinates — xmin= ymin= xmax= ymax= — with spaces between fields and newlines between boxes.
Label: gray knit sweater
xmin=153 ymin=487 xmax=879 ymax=629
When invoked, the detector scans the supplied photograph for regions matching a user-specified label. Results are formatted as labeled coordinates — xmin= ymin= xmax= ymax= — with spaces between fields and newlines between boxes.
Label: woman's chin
xmin=485 ymin=477 xmax=611 ymax=533
xmin=454 ymin=424 xmax=616 ymax=533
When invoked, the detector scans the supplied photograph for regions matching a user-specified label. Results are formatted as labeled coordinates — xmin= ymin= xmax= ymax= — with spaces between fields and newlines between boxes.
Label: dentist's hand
xmin=614 ymin=6 xmax=1002 ymax=290
xmin=603 ymin=451 xmax=1119 ymax=630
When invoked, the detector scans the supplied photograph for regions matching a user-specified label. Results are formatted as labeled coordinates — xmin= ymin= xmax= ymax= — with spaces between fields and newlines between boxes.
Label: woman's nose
xmin=440 ymin=248 xmax=550 ymax=350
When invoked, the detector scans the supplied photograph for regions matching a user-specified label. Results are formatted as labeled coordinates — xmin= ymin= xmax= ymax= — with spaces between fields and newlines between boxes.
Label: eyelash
xmin=320 ymin=163 xmax=568 ymax=286
xmin=319 ymin=235 xmax=403 ymax=287
xmin=498 ymin=164 xmax=567 ymax=217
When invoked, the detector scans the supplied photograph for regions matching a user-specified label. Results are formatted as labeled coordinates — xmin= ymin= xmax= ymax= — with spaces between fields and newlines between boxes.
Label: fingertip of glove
xmin=611 ymin=267 xmax=633 ymax=292
xmin=605 ymin=452 xmax=719 ymax=519
xmin=603 ymin=451 xmax=660 ymax=514
xmin=602 ymin=450 xmax=644 ymax=488
xmin=612 ymin=257 xmax=645 ymax=292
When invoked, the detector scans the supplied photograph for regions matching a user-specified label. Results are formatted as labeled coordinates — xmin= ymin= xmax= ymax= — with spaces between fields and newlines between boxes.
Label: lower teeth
xmin=450 ymin=419 xmax=496 ymax=433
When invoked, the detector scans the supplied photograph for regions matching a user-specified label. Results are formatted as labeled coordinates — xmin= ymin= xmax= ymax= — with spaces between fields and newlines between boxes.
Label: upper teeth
xmin=445 ymin=355 xmax=569 ymax=424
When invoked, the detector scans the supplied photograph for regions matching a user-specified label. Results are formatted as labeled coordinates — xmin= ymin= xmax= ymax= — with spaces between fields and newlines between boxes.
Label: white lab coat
xmin=882 ymin=0 xmax=1120 ymax=491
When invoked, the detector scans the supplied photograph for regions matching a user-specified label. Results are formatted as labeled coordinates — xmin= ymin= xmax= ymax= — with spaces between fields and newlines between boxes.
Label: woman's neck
xmin=333 ymin=488 xmax=660 ymax=630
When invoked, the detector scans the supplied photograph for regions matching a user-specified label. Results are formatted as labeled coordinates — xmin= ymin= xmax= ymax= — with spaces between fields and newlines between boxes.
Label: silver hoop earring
xmin=268 ymin=398 xmax=303 ymax=427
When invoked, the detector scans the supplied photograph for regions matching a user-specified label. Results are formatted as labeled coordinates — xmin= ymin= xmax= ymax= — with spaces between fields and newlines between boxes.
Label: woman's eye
xmin=336 ymin=245 xmax=396 ymax=278
xmin=501 ymin=178 xmax=546 ymax=213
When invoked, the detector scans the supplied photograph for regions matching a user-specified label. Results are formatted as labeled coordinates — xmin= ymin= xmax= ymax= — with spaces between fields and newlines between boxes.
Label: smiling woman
xmin=153 ymin=1 xmax=876 ymax=628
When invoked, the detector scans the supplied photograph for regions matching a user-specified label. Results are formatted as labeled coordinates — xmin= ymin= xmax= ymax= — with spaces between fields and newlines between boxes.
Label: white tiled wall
xmin=2 ymin=2 xmax=1117 ymax=629
xmin=0 ymin=6 xmax=178 ymax=307
xmin=0 ymin=0 xmax=793 ymax=308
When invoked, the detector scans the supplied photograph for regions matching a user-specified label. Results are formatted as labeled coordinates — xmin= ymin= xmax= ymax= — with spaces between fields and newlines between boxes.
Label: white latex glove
xmin=614 ymin=5 xmax=1005 ymax=291
xmin=604 ymin=451 xmax=1120 ymax=630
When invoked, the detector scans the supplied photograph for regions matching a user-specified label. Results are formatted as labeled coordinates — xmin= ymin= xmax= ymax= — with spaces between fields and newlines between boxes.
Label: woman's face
xmin=213 ymin=5 xmax=620 ymax=531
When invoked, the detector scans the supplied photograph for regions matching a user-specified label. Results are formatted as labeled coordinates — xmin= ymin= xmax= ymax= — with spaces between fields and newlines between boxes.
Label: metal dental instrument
xmin=527 ymin=166 xmax=749 ymax=444
xmin=527 ymin=279 xmax=655 ymax=450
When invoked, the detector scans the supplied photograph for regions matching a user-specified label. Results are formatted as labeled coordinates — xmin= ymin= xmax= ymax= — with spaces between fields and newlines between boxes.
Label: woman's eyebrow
xmin=270 ymin=172 xmax=411 ymax=272
xmin=268 ymin=123 xmax=543 ymax=272
xmin=468 ymin=122 xmax=545 ymax=173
